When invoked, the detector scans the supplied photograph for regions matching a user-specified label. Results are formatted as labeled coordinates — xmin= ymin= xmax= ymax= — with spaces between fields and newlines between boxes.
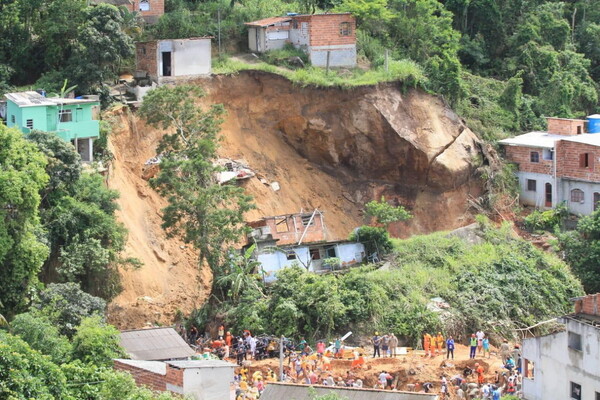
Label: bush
xmin=349 ymin=225 xmax=393 ymax=259
xmin=261 ymin=43 xmax=309 ymax=68
xmin=71 ymin=316 xmax=125 ymax=366
xmin=523 ymin=202 xmax=568 ymax=232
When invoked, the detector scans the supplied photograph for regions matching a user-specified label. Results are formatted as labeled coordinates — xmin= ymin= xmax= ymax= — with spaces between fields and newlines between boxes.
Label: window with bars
xmin=527 ymin=179 xmax=536 ymax=192
xmin=59 ymin=109 xmax=72 ymax=123
xmin=25 ymin=119 xmax=33 ymax=129
xmin=571 ymin=189 xmax=585 ymax=203
xmin=340 ymin=22 xmax=351 ymax=36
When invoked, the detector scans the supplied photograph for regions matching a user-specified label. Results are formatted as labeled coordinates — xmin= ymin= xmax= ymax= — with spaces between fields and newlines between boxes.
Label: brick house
xmin=91 ymin=0 xmax=164 ymax=23
xmin=245 ymin=210 xmax=365 ymax=281
xmin=245 ymin=13 xmax=357 ymax=68
xmin=136 ymin=38 xmax=212 ymax=83
xmin=114 ymin=359 xmax=235 ymax=400
xmin=521 ymin=293 xmax=600 ymax=400
xmin=499 ymin=117 xmax=600 ymax=215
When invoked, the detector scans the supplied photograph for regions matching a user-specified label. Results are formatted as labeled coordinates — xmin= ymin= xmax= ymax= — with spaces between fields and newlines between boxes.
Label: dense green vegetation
xmin=190 ymin=219 xmax=583 ymax=344
xmin=0 ymin=283 xmax=175 ymax=399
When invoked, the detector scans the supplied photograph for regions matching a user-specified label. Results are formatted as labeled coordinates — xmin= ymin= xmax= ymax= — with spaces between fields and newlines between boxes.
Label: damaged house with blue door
xmin=244 ymin=209 xmax=366 ymax=282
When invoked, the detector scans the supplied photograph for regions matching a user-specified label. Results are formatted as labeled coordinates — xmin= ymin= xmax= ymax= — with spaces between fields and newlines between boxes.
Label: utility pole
xmin=279 ymin=336 xmax=284 ymax=381
xmin=326 ymin=51 xmax=331 ymax=75
xmin=385 ymin=49 xmax=389 ymax=73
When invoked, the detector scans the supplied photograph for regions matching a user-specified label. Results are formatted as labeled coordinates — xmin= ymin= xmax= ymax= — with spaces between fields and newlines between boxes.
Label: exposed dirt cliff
xmin=107 ymin=71 xmax=485 ymax=328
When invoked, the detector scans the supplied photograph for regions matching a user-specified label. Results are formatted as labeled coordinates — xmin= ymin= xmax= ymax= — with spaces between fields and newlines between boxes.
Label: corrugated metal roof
xmin=5 ymin=91 xmax=98 ymax=107
xmin=120 ymin=327 xmax=195 ymax=361
xmin=499 ymin=131 xmax=600 ymax=149
xmin=245 ymin=16 xmax=292 ymax=27
xmin=167 ymin=360 xmax=236 ymax=369
xmin=260 ymin=383 xmax=439 ymax=400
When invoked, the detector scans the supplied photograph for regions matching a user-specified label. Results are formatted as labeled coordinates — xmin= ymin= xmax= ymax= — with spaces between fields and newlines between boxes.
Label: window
xmin=577 ymin=125 xmax=583 ymax=135
xmin=571 ymin=382 xmax=581 ymax=400
xmin=59 ymin=109 xmax=72 ymax=123
xmin=139 ymin=0 xmax=150 ymax=11
xmin=10 ymin=115 xmax=15 ymax=123
xmin=530 ymin=151 xmax=539 ymax=163
xmin=571 ymin=189 xmax=585 ymax=203
xmin=274 ymin=217 xmax=290 ymax=233
xmin=301 ymin=215 xmax=314 ymax=226
xmin=543 ymin=149 xmax=553 ymax=160
xmin=309 ymin=248 xmax=321 ymax=260
xmin=26 ymin=119 xmax=33 ymax=129
xmin=325 ymin=246 xmax=337 ymax=258
xmin=580 ymin=153 xmax=593 ymax=168
xmin=340 ymin=22 xmax=351 ymax=36
xmin=527 ymin=179 xmax=536 ymax=192
xmin=286 ymin=250 xmax=296 ymax=260
xmin=568 ymin=331 xmax=582 ymax=351
xmin=292 ymin=20 xmax=299 ymax=29
xmin=596 ymin=392 xmax=600 ymax=400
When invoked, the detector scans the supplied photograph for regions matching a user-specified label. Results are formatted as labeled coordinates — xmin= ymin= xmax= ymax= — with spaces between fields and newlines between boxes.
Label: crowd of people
xmin=184 ymin=324 xmax=525 ymax=399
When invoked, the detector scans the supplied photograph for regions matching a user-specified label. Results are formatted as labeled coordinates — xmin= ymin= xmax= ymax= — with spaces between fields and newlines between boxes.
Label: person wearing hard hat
xmin=372 ymin=332 xmax=382 ymax=358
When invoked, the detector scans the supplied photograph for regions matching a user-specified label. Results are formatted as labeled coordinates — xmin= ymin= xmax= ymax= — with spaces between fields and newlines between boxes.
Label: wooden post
xmin=218 ymin=9 xmax=222 ymax=56
xmin=326 ymin=51 xmax=331 ymax=75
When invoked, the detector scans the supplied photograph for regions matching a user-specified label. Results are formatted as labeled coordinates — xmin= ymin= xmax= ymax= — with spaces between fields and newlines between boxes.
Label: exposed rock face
xmin=200 ymin=71 xmax=484 ymax=236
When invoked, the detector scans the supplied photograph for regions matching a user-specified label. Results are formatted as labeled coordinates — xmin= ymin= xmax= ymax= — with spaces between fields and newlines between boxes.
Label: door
xmin=545 ymin=183 xmax=552 ymax=207
xmin=594 ymin=192 xmax=600 ymax=211
xmin=161 ymin=52 xmax=172 ymax=76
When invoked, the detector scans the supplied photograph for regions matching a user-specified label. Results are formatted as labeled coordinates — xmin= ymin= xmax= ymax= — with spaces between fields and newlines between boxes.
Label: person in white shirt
xmin=476 ymin=330 xmax=485 ymax=355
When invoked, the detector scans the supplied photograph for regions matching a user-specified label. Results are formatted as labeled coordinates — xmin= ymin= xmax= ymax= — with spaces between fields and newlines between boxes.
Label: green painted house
xmin=5 ymin=91 xmax=101 ymax=162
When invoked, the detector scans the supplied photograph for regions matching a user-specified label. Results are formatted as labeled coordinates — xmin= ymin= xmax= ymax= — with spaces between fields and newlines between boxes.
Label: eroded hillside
xmin=107 ymin=71 xmax=486 ymax=328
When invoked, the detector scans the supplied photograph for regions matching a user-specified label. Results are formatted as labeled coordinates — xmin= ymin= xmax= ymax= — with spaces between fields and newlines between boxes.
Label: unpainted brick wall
xmin=547 ymin=118 xmax=585 ymax=136
xmin=575 ymin=293 xmax=600 ymax=315
xmin=264 ymin=213 xmax=326 ymax=245
xmin=504 ymin=146 xmax=553 ymax=175
xmin=136 ymin=41 xmax=158 ymax=78
xmin=114 ymin=360 xmax=167 ymax=392
xmin=130 ymin=0 xmax=165 ymax=19
xmin=307 ymin=14 xmax=356 ymax=47
xmin=555 ymin=140 xmax=600 ymax=181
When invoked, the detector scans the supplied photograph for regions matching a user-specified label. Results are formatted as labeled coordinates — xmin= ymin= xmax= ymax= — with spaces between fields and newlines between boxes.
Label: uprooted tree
xmin=139 ymin=85 xmax=255 ymax=304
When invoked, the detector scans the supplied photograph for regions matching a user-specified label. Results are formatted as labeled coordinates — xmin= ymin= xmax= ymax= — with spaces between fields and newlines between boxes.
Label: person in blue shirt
xmin=446 ymin=336 xmax=455 ymax=360
xmin=492 ymin=385 xmax=502 ymax=400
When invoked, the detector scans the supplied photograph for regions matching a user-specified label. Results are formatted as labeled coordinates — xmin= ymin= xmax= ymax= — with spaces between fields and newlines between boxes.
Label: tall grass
xmin=212 ymin=55 xmax=428 ymax=89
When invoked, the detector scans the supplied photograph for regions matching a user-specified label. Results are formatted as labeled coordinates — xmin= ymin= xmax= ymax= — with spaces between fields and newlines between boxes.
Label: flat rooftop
xmin=5 ymin=91 xmax=98 ymax=107
xmin=499 ymin=130 xmax=600 ymax=148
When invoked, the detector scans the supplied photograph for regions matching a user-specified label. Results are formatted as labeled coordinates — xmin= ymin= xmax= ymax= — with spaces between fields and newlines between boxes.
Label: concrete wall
xmin=183 ymin=366 xmax=234 ymax=400
xmin=515 ymin=171 xmax=554 ymax=208
xmin=289 ymin=16 xmax=310 ymax=48
xmin=558 ymin=178 xmax=600 ymax=215
xmin=522 ymin=319 xmax=600 ymax=400
xmin=172 ymin=38 xmax=211 ymax=76
xmin=248 ymin=27 xmax=259 ymax=52
xmin=337 ymin=242 xmax=365 ymax=265
xmin=309 ymin=45 xmax=357 ymax=67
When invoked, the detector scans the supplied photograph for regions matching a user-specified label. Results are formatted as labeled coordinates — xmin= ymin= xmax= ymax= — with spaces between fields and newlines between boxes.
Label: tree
xmin=10 ymin=312 xmax=72 ymax=364
xmin=558 ymin=209 xmax=600 ymax=293
xmin=71 ymin=316 xmax=125 ymax=366
xmin=0 ymin=124 xmax=49 ymax=318
xmin=139 ymin=85 xmax=254 ymax=273
xmin=364 ymin=196 xmax=412 ymax=228
xmin=216 ymin=244 xmax=264 ymax=304
xmin=34 ymin=282 xmax=106 ymax=338
xmin=66 ymin=3 xmax=134 ymax=92
xmin=349 ymin=225 xmax=393 ymax=259
xmin=0 ymin=331 xmax=70 ymax=399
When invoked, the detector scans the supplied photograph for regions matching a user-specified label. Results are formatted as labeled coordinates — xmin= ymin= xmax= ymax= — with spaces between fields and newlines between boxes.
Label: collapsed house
xmin=244 ymin=209 xmax=365 ymax=282
xmin=245 ymin=13 xmax=357 ymax=68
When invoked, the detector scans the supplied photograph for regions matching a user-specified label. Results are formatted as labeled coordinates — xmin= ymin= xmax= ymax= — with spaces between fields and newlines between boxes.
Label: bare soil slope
xmin=107 ymin=71 xmax=486 ymax=328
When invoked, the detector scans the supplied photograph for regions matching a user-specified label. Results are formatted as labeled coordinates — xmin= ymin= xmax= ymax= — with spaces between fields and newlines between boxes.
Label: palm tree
xmin=216 ymin=244 xmax=264 ymax=304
